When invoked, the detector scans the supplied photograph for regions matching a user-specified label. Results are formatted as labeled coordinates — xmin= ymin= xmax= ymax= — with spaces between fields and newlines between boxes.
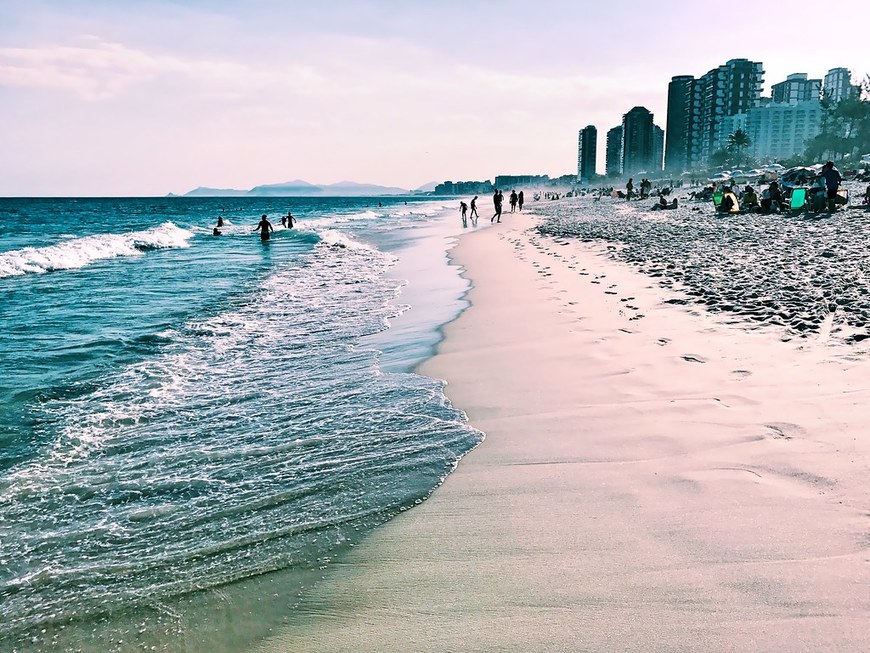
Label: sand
xmin=254 ymin=200 xmax=870 ymax=652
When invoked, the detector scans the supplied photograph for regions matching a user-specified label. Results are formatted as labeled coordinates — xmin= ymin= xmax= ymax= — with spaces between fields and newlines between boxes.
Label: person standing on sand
xmin=254 ymin=214 xmax=274 ymax=241
xmin=459 ymin=201 xmax=468 ymax=228
xmin=626 ymin=178 xmax=634 ymax=200
xmin=491 ymin=190 xmax=504 ymax=223
xmin=518 ymin=190 xmax=524 ymax=211
xmin=818 ymin=161 xmax=843 ymax=213
xmin=509 ymin=190 xmax=518 ymax=212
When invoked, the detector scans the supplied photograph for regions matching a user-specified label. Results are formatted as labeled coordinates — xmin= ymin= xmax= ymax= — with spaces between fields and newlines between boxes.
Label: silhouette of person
xmin=285 ymin=212 xmax=296 ymax=229
xmin=212 ymin=227 xmax=222 ymax=235
xmin=254 ymin=214 xmax=274 ymax=241
xmin=470 ymin=196 xmax=479 ymax=225
xmin=217 ymin=215 xmax=224 ymax=228
xmin=459 ymin=201 xmax=468 ymax=228
xmin=819 ymin=161 xmax=843 ymax=212
xmin=518 ymin=190 xmax=524 ymax=211
xmin=509 ymin=190 xmax=518 ymax=212
xmin=492 ymin=190 xmax=503 ymax=223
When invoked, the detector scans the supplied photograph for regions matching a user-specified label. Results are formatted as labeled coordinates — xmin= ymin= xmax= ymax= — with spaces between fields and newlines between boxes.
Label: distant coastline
xmin=173 ymin=179 xmax=436 ymax=197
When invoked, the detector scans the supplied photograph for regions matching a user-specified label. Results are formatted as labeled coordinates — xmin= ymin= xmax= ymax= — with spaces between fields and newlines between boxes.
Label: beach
xmin=257 ymin=196 xmax=870 ymax=652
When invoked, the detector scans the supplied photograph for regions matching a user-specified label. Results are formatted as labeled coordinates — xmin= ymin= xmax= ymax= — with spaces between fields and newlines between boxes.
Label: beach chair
xmin=836 ymin=188 xmax=850 ymax=206
xmin=723 ymin=191 xmax=741 ymax=213
xmin=789 ymin=188 xmax=808 ymax=211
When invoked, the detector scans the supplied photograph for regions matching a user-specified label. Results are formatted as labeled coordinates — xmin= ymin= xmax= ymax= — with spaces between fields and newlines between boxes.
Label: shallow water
xmin=0 ymin=196 xmax=482 ymax=651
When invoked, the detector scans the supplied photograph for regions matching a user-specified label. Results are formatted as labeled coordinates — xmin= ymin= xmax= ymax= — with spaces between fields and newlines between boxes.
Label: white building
xmin=745 ymin=101 xmax=823 ymax=162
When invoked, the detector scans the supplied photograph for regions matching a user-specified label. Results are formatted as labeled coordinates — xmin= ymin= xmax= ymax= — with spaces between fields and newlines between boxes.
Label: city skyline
xmin=1 ymin=0 xmax=867 ymax=196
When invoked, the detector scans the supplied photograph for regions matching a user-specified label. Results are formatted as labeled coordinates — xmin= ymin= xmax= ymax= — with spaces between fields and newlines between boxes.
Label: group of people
xmin=211 ymin=211 xmax=296 ymax=240
xmin=713 ymin=161 xmax=846 ymax=215
xmin=625 ymin=177 xmax=654 ymax=200
xmin=459 ymin=189 xmax=525 ymax=227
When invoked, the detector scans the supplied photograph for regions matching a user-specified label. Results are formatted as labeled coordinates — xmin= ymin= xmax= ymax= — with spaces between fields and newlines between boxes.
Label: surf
xmin=0 ymin=222 xmax=194 ymax=278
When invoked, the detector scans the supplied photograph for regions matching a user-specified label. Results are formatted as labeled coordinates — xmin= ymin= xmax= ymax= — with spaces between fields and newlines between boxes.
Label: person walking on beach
xmin=819 ymin=161 xmax=843 ymax=213
xmin=459 ymin=201 xmax=468 ymax=228
xmin=469 ymin=196 xmax=479 ymax=225
xmin=492 ymin=190 xmax=503 ymax=223
xmin=254 ymin=214 xmax=274 ymax=241
xmin=509 ymin=190 xmax=518 ymax=212
xmin=626 ymin=178 xmax=634 ymax=200
xmin=518 ymin=190 xmax=524 ymax=212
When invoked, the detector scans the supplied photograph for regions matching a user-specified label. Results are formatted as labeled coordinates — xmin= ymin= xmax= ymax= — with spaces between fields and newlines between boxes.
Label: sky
xmin=0 ymin=0 xmax=867 ymax=196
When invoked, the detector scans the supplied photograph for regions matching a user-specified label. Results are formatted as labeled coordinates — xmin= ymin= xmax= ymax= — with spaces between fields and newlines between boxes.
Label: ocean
xmin=0 ymin=196 xmax=481 ymax=651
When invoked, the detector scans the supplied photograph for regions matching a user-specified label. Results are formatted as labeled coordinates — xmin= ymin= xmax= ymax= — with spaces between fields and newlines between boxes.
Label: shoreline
xmin=256 ymin=204 xmax=870 ymax=652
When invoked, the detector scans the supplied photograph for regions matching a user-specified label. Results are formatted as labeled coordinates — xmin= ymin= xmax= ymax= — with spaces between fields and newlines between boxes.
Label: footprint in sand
xmin=604 ymin=291 xmax=618 ymax=295
xmin=656 ymin=337 xmax=671 ymax=346
xmin=731 ymin=369 xmax=752 ymax=378
xmin=681 ymin=354 xmax=706 ymax=363
xmin=764 ymin=422 xmax=806 ymax=441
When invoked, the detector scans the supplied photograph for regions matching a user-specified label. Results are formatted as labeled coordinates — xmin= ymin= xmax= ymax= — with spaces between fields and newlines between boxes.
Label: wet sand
xmin=254 ymin=198 xmax=870 ymax=652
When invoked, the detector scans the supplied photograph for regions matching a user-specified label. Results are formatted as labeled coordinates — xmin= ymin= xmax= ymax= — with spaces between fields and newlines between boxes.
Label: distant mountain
xmin=180 ymin=180 xmax=410 ymax=197
xmin=183 ymin=186 xmax=248 ymax=197
xmin=247 ymin=180 xmax=321 ymax=195
xmin=322 ymin=181 xmax=409 ymax=195
xmin=414 ymin=181 xmax=439 ymax=193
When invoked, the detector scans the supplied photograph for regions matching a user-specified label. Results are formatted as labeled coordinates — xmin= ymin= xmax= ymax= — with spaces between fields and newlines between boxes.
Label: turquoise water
xmin=0 ymin=197 xmax=480 ymax=649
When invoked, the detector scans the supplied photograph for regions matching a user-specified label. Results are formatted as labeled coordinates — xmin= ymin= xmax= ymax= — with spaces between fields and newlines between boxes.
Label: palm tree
xmin=727 ymin=129 xmax=751 ymax=165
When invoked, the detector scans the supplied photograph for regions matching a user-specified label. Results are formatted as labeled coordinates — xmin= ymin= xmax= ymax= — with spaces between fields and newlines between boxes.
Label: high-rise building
xmin=606 ymin=126 xmax=623 ymax=176
xmin=743 ymin=100 xmax=823 ymax=161
xmin=664 ymin=75 xmax=694 ymax=172
xmin=577 ymin=125 xmax=598 ymax=182
xmin=653 ymin=125 xmax=664 ymax=173
xmin=665 ymin=58 xmax=764 ymax=169
xmin=772 ymin=73 xmax=821 ymax=104
xmin=621 ymin=107 xmax=656 ymax=176
xmin=823 ymin=67 xmax=859 ymax=103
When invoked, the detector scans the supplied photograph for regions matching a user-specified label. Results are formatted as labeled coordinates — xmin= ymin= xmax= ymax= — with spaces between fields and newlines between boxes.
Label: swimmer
xmin=285 ymin=212 xmax=296 ymax=229
xmin=254 ymin=214 xmax=274 ymax=241
xmin=217 ymin=215 xmax=224 ymax=228
xmin=213 ymin=227 xmax=222 ymax=236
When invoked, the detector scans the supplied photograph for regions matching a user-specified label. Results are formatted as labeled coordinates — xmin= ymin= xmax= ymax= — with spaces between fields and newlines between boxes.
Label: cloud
xmin=0 ymin=37 xmax=325 ymax=100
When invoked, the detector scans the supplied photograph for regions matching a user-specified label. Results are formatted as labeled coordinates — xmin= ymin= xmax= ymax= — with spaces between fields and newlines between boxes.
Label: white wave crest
xmin=316 ymin=229 xmax=377 ymax=252
xmin=0 ymin=222 xmax=194 ymax=278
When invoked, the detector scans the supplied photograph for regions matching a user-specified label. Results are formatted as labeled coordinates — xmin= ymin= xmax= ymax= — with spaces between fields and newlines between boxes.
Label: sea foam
xmin=0 ymin=222 xmax=194 ymax=278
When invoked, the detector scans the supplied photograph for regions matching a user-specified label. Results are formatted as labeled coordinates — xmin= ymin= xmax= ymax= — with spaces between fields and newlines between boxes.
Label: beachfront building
xmin=606 ymin=126 xmax=623 ymax=176
xmin=653 ymin=125 xmax=664 ymax=173
xmin=772 ymin=73 xmax=821 ymax=104
xmin=720 ymin=98 xmax=823 ymax=164
xmin=664 ymin=75 xmax=694 ymax=172
xmin=434 ymin=180 xmax=494 ymax=195
xmin=823 ymin=67 xmax=860 ymax=103
xmin=577 ymin=125 xmax=598 ymax=182
xmin=665 ymin=58 xmax=764 ymax=169
xmin=621 ymin=107 xmax=656 ymax=176
xmin=494 ymin=174 xmax=548 ymax=188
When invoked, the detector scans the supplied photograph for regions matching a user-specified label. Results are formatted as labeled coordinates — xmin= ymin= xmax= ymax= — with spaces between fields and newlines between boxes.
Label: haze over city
xmin=1 ymin=0 xmax=867 ymax=196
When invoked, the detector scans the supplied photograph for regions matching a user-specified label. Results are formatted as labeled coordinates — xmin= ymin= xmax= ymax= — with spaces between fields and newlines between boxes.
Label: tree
xmin=709 ymin=148 xmax=732 ymax=168
xmin=805 ymin=81 xmax=870 ymax=162
xmin=727 ymin=129 xmax=752 ymax=165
